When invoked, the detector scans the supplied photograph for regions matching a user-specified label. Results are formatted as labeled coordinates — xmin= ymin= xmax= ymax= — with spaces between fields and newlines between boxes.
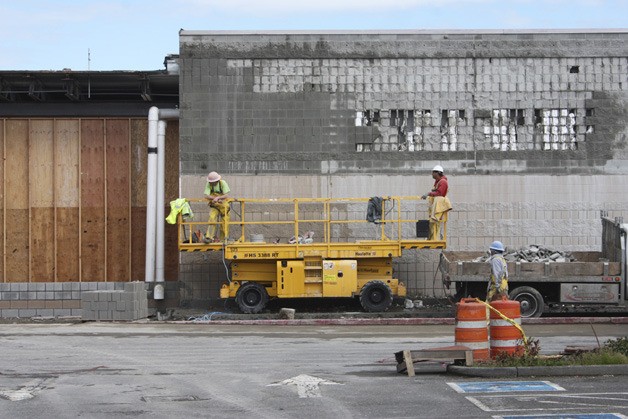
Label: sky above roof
xmin=1 ymin=0 xmax=626 ymax=71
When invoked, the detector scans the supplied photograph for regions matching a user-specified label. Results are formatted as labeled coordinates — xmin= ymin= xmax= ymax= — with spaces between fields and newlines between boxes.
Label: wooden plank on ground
xmin=80 ymin=119 xmax=105 ymax=281
xmin=5 ymin=120 xmax=29 ymax=282
xmin=105 ymin=119 xmax=130 ymax=281
xmin=55 ymin=119 xmax=80 ymax=281
xmin=29 ymin=119 xmax=55 ymax=282
xmin=395 ymin=345 xmax=474 ymax=375
xmin=403 ymin=350 xmax=415 ymax=377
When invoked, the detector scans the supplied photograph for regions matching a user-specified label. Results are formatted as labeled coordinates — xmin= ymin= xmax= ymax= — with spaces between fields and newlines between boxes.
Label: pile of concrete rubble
xmin=472 ymin=245 xmax=576 ymax=263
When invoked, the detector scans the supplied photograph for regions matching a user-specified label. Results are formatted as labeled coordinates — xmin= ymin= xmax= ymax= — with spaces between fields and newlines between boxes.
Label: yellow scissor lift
xmin=177 ymin=196 xmax=447 ymax=313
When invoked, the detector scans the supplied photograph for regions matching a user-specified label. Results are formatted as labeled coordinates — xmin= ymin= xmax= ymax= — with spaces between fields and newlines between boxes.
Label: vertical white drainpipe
xmin=146 ymin=107 xmax=179 ymax=288
xmin=145 ymin=107 xmax=159 ymax=283
xmin=156 ymin=120 xmax=167 ymax=283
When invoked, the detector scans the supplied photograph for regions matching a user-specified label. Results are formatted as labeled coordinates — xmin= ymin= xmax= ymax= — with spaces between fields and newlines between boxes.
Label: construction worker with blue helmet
xmin=487 ymin=240 xmax=509 ymax=301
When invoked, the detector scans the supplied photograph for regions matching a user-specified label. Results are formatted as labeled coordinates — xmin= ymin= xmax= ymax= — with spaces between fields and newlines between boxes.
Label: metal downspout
xmin=145 ymin=107 xmax=159 ymax=284
xmin=156 ymin=120 xmax=167 ymax=284
xmin=145 ymin=107 xmax=179 ymax=291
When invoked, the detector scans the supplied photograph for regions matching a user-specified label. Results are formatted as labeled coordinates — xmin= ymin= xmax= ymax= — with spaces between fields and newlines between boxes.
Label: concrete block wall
xmin=177 ymin=30 xmax=628 ymax=302
xmin=81 ymin=282 xmax=148 ymax=321
xmin=0 ymin=282 xmax=151 ymax=319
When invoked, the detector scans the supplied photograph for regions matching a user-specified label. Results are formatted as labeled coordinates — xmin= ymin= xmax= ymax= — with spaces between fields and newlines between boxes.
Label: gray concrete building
xmin=177 ymin=30 xmax=628 ymax=303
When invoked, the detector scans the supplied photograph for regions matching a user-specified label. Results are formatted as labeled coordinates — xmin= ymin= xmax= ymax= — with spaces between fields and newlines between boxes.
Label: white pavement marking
xmin=447 ymin=380 xmax=565 ymax=393
xmin=467 ymin=392 xmax=628 ymax=412
xmin=493 ymin=413 xmax=628 ymax=419
xmin=267 ymin=374 xmax=343 ymax=398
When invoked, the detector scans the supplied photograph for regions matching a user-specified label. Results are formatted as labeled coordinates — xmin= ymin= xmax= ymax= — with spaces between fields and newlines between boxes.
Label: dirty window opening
xmin=569 ymin=66 xmax=580 ymax=74
xmin=355 ymin=110 xmax=380 ymax=127
xmin=484 ymin=109 xmax=524 ymax=151
xmin=355 ymin=109 xmax=431 ymax=152
xmin=585 ymin=108 xmax=595 ymax=137
xmin=534 ymin=108 xmax=578 ymax=150
xmin=440 ymin=109 xmax=465 ymax=151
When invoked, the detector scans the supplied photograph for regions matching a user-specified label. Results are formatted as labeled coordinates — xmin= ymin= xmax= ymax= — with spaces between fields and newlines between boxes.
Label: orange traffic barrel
xmin=455 ymin=298 xmax=489 ymax=361
xmin=489 ymin=298 xmax=524 ymax=358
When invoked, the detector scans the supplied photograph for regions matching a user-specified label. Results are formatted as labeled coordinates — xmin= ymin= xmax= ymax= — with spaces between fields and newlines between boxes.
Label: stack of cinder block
xmin=81 ymin=282 xmax=148 ymax=321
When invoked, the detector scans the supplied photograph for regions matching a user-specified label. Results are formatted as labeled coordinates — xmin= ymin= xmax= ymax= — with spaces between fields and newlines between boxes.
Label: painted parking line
xmin=467 ymin=392 xmax=628 ymax=413
xmin=494 ymin=413 xmax=628 ymax=419
xmin=448 ymin=381 xmax=565 ymax=394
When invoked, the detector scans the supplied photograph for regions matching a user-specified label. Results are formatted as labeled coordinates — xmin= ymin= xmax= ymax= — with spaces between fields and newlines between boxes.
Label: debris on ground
xmin=472 ymin=245 xmax=576 ymax=263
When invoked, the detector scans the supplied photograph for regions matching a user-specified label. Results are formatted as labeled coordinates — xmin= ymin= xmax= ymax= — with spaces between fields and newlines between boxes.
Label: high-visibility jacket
xmin=488 ymin=254 xmax=508 ymax=289
xmin=166 ymin=198 xmax=193 ymax=224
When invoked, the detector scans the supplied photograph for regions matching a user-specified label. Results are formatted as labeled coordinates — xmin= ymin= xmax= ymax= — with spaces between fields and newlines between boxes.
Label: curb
xmin=173 ymin=316 xmax=628 ymax=325
xmin=447 ymin=363 xmax=628 ymax=378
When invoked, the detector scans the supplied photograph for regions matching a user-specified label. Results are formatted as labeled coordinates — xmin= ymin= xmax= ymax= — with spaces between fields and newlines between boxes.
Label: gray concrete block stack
xmin=81 ymin=282 xmax=148 ymax=321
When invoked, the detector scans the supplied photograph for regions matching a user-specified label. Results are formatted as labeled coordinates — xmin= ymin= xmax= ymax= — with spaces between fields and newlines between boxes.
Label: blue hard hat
xmin=489 ymin=241 xmax=505 ymax=252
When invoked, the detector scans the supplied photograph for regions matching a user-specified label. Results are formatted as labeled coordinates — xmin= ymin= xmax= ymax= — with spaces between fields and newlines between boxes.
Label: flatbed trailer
xmin=446 ymin=212 xmax=627 ymax=318
xmin=177 ymin=196 xmax=446 ymax=312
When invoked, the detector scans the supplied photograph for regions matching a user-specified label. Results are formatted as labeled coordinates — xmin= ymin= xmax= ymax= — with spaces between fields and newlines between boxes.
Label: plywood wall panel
xmin=5 ymin=210 xmax=29 ymax=282
xmin=105 ymin=119 xmax=130 ymax=281
xmin=5 ymin=120 xmax=29 ymax=282
xmin=130 ymin=119 xmax=147 ymax=281
xmin=5 ymin=121 xmax=29 ymax=209
xmin=29 ymin=120 xmax=55 ymax=281
xmin=54 ymin=120 xmax=79 ymax=207
xmin=165 ymin=122 xmax=180 ymax=280
xmin=56 ymin=207 xmax=79 ymax=281
xmin=55 ymin=120 xmax=80 ymax=282
xmin=130 ymin=119 xmax=147 ymax=207
xmin=1 ymin=117 xmax=179 ymax=284
xmin=31 ymin=207 xmax=54 ymax=281
xmin=131 ymin=207 xmax=146 ymax=281
xmin=0 ymin=120 xmax=4 ymax=282
xmin=29 ymin=120 xmax=54 ymax=206
xmin=80 ymin=120 xmax=105 ymax=281
xmin=165 ymin=122 xmax=179 ymax=202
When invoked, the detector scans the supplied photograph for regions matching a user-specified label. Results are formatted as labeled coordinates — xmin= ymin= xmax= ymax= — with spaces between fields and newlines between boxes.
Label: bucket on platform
xmin=489 ymin=298 xmax=524 ymax=358
xmin=455 ymin=298 xmax=489 ymax=361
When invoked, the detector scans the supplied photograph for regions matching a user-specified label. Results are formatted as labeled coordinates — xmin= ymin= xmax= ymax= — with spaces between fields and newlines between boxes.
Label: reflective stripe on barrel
xmin=490 ymin=339 xmax=521 ymax=348
xmin=455 ymin=298 xmax=489 ymax=361
xmin=489 ymin=299 xmax=524 ymax=358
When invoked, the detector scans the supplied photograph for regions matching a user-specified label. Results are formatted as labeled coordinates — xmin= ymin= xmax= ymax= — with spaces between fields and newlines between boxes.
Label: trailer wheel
xmin=360 ymin=280 xmax=393 ymax=312
xmin=509 ymin=286 xmax=544 ymax=318
xmin=235 ymin=282 xmax=269 ymax=314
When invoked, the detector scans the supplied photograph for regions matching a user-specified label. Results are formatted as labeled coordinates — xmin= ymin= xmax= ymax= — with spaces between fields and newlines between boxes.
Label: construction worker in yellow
xmin=487 ymin=241 xmax=509 ymax=301
xmin=204 ymin=171 xmax=230 ymax=243
xmin=421 ymin=165 xmax=452 ymax=240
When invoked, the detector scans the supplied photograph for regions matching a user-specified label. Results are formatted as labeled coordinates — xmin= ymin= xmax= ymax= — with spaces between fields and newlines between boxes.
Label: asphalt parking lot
xmin=0 ymin=322 xmax=626 ymax=418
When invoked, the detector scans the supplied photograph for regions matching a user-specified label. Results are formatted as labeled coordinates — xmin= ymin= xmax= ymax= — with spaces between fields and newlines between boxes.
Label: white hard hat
xmin=432 ymin=165 xmax=444 ymax=173
xmin=206 ymin=171 xmax=221 ymax=182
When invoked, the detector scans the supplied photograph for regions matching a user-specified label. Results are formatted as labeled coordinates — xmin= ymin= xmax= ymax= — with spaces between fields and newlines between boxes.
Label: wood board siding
xmin=0 ymin=118 xmax=179 ymax=283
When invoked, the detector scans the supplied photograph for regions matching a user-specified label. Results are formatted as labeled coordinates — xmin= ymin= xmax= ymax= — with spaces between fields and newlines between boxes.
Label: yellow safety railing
xmin=177 ymin=196 xmax=448 ymax=250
